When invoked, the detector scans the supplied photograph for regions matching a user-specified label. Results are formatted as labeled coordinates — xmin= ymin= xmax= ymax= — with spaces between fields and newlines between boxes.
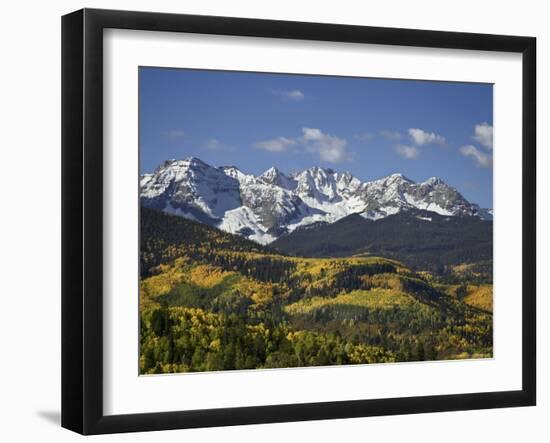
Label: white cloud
xmin=253 ymin=127 xmax=352 ymax=163
xmin=301 ymin=128 xmax=324 ymax=141
xmin=254 ymin=136 xmax=297 ymax=153
xmin=394 ymin=144 xmax=420 ymax=159
xmin=408 ymin=128 xmax=447 ymax=146
xmin=165 ymin=129 xmax=185 ymax=138
xmin=473 ymin=123 xmax=493 ymax=149
xmin=301 ymin=128 xmax=351 ymax=163
xmin=203 ymin=138 xmax=229 ymax=151
xmin=272 ymin=89 xmax=305 ymax=101
xmin=379 ymin=130 xmax=402 ymax=141
xmin=459 ymin=144 xmax=492 ymax=168
xmin=287 ymin=90 xmax=305 ymax=101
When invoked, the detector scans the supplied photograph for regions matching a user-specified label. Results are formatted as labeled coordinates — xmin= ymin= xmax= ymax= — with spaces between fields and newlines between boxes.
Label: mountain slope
xmin=140 ymin=206 xmax=273 ymax=277
xmin=140 ymin=157 xmax=492 ymax=244
xmin=139 ymin=206 xmax=493 ymax=374
xmin=271 ymin=209 xmax=493 ymax=271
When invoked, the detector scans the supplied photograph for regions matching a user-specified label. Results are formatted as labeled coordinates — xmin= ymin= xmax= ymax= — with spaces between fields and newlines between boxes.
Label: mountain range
xmin=140 ymin=157 xmax=492 ymax=245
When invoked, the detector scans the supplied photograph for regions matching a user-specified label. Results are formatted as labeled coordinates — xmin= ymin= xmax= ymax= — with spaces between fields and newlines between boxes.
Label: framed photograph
xmin=62 ymin=8 xmax=536 ymax=435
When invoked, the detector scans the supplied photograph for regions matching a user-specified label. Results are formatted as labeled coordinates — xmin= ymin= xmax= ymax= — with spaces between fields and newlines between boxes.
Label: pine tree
xmin=416 ymin=341 xmax=425 ymax=361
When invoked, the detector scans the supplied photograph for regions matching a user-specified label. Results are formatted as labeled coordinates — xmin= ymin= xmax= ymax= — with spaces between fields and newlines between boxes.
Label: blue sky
xmin=140 ymin=67 xmax=493 ymax=208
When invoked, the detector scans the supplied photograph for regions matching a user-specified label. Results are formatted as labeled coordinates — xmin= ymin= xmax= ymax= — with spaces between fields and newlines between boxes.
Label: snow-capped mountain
xmin=357 ymin=174 xmax=481 ymax=220
xmin=140 ymin=157 xmax=492 ymax=244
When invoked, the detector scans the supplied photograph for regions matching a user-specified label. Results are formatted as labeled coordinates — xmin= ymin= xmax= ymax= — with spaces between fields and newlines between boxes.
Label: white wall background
xmin=0 ymin=0 xmax=546 ymax=441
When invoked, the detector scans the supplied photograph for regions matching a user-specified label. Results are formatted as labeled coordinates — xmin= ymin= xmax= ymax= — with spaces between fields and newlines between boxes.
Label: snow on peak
xmin=262 ymin=166 xmax=279 ymax=176
xmin=220 ymin=165 xmax=256 ymax=185
xmin=423 ymin=176 xmax=444 ymax=186
xmin=140 ymin=157 xmax=487 ymax=244
xmin=258 ymin=166 xmax=296 ymax=190
xmin=385 ymin=172 xmax=413 ymax=183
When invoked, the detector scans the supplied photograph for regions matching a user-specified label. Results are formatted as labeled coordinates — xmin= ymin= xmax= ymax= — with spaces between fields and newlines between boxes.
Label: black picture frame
xmin=62 ymin=8 xmax=536 ymax=435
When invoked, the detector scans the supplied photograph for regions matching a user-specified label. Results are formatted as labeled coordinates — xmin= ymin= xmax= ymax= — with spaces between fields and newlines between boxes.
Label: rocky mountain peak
xmin=258 ymin=166 xmax=296 ymax=190
xmin=140 ymin=156 xmax=489 ymax=244
xmin=423 ymin=176 xmax=444 ymax=186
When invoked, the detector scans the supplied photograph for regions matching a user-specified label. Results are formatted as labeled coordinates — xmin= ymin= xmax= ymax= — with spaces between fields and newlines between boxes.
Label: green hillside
xmin=139 ymin=207 xmax=493 ymax=374
xmin=141 ymin=206 xmax=273 ymax=277
xmin=271 ymin=210 xmax=493 ymax=272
